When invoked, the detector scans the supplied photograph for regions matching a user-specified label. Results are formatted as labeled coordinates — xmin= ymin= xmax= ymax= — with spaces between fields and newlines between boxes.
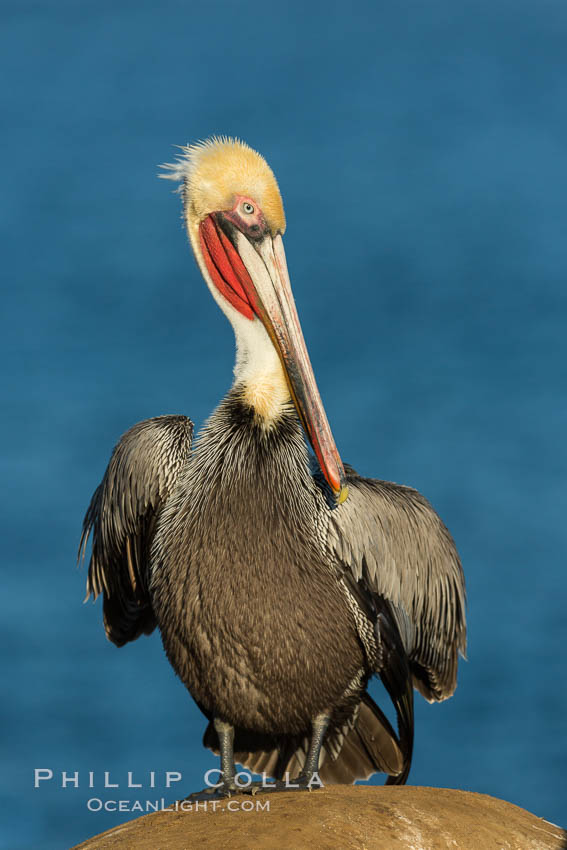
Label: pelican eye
xmin=242 ymin=202 xmax=255 ymax=215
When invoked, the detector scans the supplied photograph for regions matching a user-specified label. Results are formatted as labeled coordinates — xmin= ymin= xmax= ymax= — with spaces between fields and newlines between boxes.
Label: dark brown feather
xmin=79 ymin=415 xmax=192 ymax=646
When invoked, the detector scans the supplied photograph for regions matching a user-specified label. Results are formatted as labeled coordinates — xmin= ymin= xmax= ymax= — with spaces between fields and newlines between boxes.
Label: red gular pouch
xmin=199 ymin=214 xmax=260 ymax=320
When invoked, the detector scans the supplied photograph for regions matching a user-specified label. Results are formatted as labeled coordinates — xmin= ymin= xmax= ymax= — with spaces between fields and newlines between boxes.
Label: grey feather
xmin=326 ymin=465 xmax=467 ymax=702
xmin=79 ymin=415 xmax=193 ymax=647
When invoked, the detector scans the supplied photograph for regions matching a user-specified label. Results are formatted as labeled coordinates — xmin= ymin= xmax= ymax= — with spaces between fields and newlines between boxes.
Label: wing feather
xmin=328 ymin=466 xmax=466 ymax=702
xmin=79 ymin=415 xmax=193 ymax=647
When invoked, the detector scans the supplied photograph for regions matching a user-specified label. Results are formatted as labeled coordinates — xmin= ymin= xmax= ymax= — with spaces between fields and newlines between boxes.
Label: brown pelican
xmin=79 ymin=138 xmax=466 ymax=796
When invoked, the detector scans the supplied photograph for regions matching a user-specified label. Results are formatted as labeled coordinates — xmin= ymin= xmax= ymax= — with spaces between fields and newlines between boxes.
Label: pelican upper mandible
xmin=79 ymin=137 xmax=466 ymax=796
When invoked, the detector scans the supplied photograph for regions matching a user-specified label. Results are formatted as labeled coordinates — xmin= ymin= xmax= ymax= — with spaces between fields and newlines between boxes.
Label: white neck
xmin=231 ymin=311 xmax=291 ymax=424
xmin=188 ymin=222 xmax=291 ymax=424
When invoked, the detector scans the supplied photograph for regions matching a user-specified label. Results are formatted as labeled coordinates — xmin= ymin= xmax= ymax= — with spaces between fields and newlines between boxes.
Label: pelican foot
xmin=244 ymin=774 xmax=324 ymax=794
xmin=184 ymin=778 xmax=285 ymax=801
xmin=184 ymin=781 xmax=240 ymax=802
xmin=184 ymin=774 xmax=323 ymax=801
xmin=277 ymin=772 xmax=323 ymax=792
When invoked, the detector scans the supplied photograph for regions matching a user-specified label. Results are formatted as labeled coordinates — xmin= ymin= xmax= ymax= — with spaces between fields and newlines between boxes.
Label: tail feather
xmin=383 ymin=680 xmax=414 ymax=785
xmin=203 ymin=690 xmax=410 ymax=785
xmin=374 ymin=601 xmax=415 ymax=785
xmin=317 ymin=693 xmax=404 ymax=783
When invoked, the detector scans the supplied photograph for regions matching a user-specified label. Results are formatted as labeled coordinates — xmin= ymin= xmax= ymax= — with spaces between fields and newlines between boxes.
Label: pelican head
xmin=161 ymin=137 xmax=347 ymax=502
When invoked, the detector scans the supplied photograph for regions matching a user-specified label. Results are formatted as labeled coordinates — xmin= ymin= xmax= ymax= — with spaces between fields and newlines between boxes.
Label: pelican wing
xmin=327 ymin=466 xmax=466 ymax=702
xmin=79 ymin=415 xmax=193 ymax=647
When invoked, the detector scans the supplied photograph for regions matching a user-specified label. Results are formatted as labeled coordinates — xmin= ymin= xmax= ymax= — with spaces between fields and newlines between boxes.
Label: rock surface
xmin=72 ymin=786 xmax=566 ymax=850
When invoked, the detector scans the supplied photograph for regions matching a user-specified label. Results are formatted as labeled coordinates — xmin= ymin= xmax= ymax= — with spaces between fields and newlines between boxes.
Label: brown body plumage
xmin=80 ymin=138 xmax=466 ymax=793
xmin=152 ymin=394 xmax=364 ymax=735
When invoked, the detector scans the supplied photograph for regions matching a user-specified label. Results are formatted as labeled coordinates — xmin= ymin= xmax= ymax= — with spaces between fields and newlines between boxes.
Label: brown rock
xmin=72 ymin=786 xmax=566 ymax=850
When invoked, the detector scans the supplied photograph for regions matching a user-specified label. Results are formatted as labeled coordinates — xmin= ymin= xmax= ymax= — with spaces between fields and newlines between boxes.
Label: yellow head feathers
xmin=161 ymin=137 xmax=286 ymax=236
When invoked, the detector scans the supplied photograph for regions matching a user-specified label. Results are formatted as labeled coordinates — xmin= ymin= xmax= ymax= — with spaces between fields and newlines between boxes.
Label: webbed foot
xmin=276 ymin=772 xmax=324 ymax=792
xmin=184 ymin=780 xmax=240 ymax=802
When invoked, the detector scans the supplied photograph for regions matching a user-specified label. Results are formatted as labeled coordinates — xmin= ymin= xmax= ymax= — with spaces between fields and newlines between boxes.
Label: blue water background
xmin=2 ymin=1 xmax=566 ymax=847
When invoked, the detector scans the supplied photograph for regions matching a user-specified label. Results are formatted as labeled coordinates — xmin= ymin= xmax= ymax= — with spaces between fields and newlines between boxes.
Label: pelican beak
xmin=199 ymin=212 xmax=348 ymax=504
